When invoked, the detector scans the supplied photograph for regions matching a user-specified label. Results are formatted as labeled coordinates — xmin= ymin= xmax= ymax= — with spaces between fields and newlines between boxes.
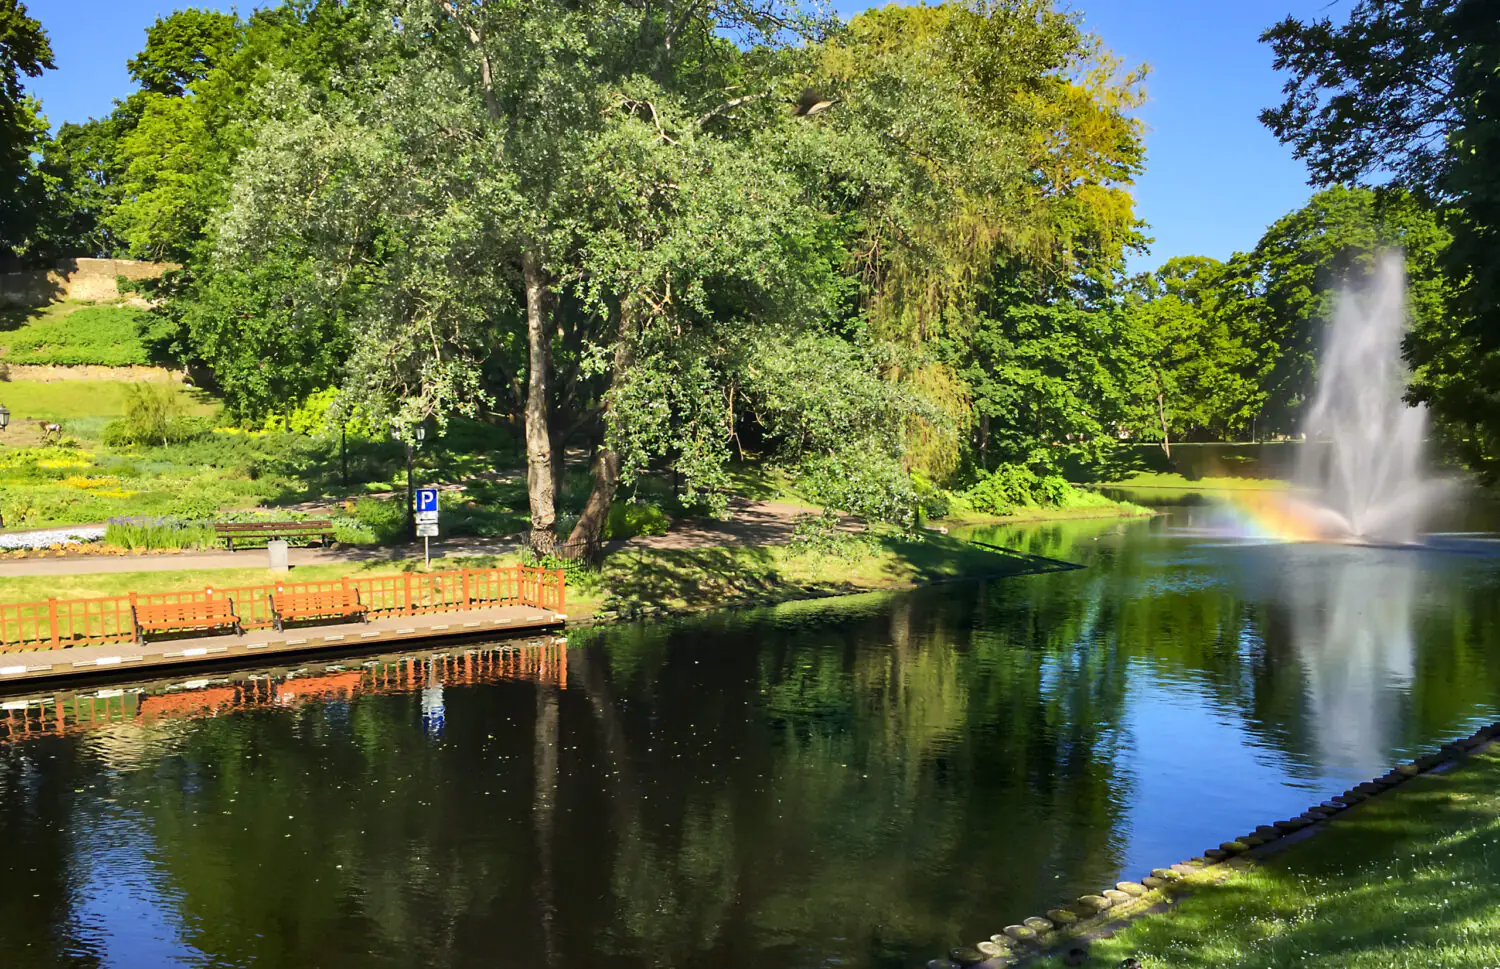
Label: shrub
xmin=332 ymin=516 xmax=379 ymax=544
xmin=964 ymin=465 xmax=1079 ymax=515
xmin=603 ymin=500 xmax=670 ymax=540
xmin=104 ymin=516 xmax=217 ymax=550
xmin=102 ymin=382 xmax=196 ymax=446
xmin=350 ymin=497 xmax=408 ymax=543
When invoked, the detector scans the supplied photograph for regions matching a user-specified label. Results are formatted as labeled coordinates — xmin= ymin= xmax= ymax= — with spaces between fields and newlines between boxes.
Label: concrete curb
xmin=930 ymin=720 xmax=1500 ymax=969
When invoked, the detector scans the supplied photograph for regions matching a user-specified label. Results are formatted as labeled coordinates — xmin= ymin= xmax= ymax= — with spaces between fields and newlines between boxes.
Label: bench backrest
xmin=274 ymin=588 xmax=361 ymax=612
xmin=215 ymin=520 xmax=333 ymax=534
xmin=136 ymin=599 xmax=236 ymax=623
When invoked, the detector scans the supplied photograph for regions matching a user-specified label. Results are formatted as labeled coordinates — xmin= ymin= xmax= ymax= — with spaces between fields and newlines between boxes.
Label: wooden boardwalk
xmin=0 ymin=603 xmax=564 ymax=687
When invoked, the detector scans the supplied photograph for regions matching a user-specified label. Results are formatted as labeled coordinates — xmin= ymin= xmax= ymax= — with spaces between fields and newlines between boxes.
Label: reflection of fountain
xmin=1279 ymin=547 xmax=1418 ymax=774
xmin=1285 ymin=253 xmax=1447 ymax=544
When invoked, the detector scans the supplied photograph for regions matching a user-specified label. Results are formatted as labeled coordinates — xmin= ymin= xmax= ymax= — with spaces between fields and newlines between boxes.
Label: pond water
xmin=5 ymin=509 xmax=1500 ymax=969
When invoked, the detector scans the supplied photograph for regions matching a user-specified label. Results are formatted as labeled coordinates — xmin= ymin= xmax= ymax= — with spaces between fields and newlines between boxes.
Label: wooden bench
xmin=270 ymin=586 xmax=367 ymax=631
xmin=215 ymin=520 xmax=335 ymax=550
xmin=133 ymin=598 xmax=241 ymax=644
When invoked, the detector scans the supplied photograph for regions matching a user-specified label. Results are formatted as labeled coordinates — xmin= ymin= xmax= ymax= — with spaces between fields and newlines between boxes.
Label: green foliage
xmin=1261 ymin=0 xmax=1459 ymax=193
xmin=603 ymin=500 xmax=670 ymax=541
xmin=1259 ymin=0 xmax=1500 ymax=479
xmin=126 ymin=9 xmax=241 ymax=97
xmin=1217 ymin=186 xmax=1451 ymax=435
xmin=166 ymin=252 xmax=351 ymax=420
xmin=788 ymin=508 xmax=876 ymax=561
xmin=964 ymin=464 xmax=1074 ymax=515
xmin=963 ymin=264 xmax=1140 ymax=471
xmin=104 ymin=515 xmax=216 ymax=550
xmin=346 ymin=497 xmax=405 ymax=544
xmin=1123 ymin=255 xmax=1254 ymax=443
xmin=106 ymin=381 xmax=191 ymax=447
xmin=0 ymin=304 xmax=149 ymax=365
xmin=0 ymin=0 xmax=54 ymax=263
xmin=795 ymin=452 xmax=920 ymax=529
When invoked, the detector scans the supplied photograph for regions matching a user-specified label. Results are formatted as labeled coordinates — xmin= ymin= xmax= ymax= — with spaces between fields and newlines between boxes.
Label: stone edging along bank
xmin=931 ymin=719 xmax=1500 ymax=969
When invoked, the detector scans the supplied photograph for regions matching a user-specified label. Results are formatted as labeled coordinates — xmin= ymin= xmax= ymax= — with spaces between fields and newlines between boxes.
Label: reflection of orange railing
xmin=0 ymin=565 xmax=566 ymax=653
xmin=0 ymin=640 xmax=566 ymax=743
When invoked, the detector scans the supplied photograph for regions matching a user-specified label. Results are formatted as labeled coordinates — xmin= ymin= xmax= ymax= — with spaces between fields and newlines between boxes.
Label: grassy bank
xmin=587 ymin=532 xmax=1039 ymax=619
xmin=937 ymin=500 xmax=1153 ymax=528
xmin=1047 ymin=745 xmax=1500 ymax=968
xmin=1099 ymin=472 xmax=1290 ymax=493
xmin=0 ymin=301 xmax=150 ymax=366
xmin=0 ymin=533 xmax=1036 ymax=622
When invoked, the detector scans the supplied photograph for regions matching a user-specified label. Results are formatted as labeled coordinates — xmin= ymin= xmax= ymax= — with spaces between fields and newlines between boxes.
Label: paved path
xmin=0 ymin=498 xmax=839 ymax=578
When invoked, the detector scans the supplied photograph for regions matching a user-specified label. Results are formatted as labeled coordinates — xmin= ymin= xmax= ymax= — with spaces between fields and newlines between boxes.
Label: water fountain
xmin=1264 ymin=252 xmax=1447 ymax=544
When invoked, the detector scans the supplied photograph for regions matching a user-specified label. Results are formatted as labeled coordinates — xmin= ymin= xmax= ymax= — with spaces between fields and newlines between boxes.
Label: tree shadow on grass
xmin=601 ymin=547 xmax=791 ymax=614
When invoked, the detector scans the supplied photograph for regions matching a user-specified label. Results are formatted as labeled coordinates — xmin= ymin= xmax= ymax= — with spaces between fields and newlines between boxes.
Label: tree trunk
xmin=562 ymin=300 xmax=634 ymax=560
xmin=1154 ymin=375 xmax=1171 ymax=459
xmin=523 ymin=250 xmax=558 ymax=556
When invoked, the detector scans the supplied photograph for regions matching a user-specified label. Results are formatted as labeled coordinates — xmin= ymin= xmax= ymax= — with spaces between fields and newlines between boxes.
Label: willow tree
xmin=801 ymin=1 xmax=1147 ymax=481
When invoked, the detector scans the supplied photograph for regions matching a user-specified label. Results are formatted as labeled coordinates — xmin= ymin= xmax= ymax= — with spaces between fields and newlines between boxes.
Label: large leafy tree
xmin=807 ymin=1 xmax=1147 ymax=481
xmin=1123 ymin=256 xmax=1253 ymax=452
xmin=1214 ymin=186 xmax=1450 ymax=436
xmin=1260 ymin=0 xmax=1500 ymax=474
xmin=0 ymin=0 xmax=54 ymax=264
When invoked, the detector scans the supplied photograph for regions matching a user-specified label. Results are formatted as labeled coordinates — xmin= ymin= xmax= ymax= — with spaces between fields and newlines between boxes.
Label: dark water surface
xmin=5 ymin=512 xmax=1500 ymax=969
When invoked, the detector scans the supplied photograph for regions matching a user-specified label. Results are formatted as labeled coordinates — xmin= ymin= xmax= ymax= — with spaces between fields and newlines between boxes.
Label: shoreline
xmin=953 ymin=723 xmax=1500 ymax=968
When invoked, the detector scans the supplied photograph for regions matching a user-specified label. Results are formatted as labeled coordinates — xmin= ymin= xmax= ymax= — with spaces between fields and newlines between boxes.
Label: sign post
xmin=416 ymin=488 xmax=440 ymax=567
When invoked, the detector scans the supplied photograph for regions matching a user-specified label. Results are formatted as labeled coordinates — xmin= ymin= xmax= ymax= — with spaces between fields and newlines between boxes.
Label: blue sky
xmin=25 ymin=0 xmax=1340 ymax=271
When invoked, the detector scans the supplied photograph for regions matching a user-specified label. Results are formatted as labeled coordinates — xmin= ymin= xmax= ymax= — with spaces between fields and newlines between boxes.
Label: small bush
xmin=350 ymin=497 xmax=408 ymax=543
xmin=102 ymin=382 xmax=198 ymax=446
xmin=104 ymin=515 xmax=216 ymax=550
xmin=964 ymin=465 xmax=1080 ymax=515
xmin=332 ymin=516 xmax=379 ymax=544
xmin=603 ymin=500 xmax=670 ymax=540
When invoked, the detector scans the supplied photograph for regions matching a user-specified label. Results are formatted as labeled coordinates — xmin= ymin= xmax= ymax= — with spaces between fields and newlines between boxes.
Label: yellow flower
xmin=62 ymin=475 xmax=123 ymax=490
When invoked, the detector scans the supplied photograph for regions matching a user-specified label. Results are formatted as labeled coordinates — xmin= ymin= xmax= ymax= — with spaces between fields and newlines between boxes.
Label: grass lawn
xmin=1100 ymin=472 xmax=1290 ymax=492
xmin=0 ymin=302 xmax=150 ymax=366
xmin=1045 ymin=746 xmax=1500 ymax=968
xmin=0 ymin=379 xmax=217 ymax=424
xmin=937 ymin=501 xmax=1154 ymax=527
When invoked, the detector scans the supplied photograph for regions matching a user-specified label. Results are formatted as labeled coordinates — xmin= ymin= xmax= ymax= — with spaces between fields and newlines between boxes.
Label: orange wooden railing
xmin=0 ymin=640 xmax=568 ymax=743
xmin=0 ymin=564 xmax=566 ymax=653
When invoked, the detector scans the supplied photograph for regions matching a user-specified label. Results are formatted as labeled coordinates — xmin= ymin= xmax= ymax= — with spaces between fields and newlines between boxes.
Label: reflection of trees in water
xmin=9 ymin=531 xmax=1500 ymax=969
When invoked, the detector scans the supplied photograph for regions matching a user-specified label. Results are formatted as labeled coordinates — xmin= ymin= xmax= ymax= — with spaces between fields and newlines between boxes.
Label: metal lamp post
xmin=0 ymin=405 xmax=10 ymax=432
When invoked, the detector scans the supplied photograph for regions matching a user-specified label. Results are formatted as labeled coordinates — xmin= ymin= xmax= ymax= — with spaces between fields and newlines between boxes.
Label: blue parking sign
xmin=417 ymin=487 xmax=440 ymax=513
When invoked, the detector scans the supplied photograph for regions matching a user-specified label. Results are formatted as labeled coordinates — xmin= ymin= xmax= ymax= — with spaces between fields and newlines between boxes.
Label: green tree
xmin=126 ymin=8 xmax=241 ymax=96
xmin=1215 ymin=186 xmax=1450 ymax=436
xmin=0 ymin=0 xmax=54 ymax=264
xmin=1260 ymin=0 xmax=1500 ymax=475
xmin=1124 ymin=256 xmax=1253 ymax=452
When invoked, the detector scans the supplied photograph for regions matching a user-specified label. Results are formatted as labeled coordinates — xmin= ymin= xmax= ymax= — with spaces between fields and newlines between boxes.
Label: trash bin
xmin=267 ymin=539 xmax=289 ymax=573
